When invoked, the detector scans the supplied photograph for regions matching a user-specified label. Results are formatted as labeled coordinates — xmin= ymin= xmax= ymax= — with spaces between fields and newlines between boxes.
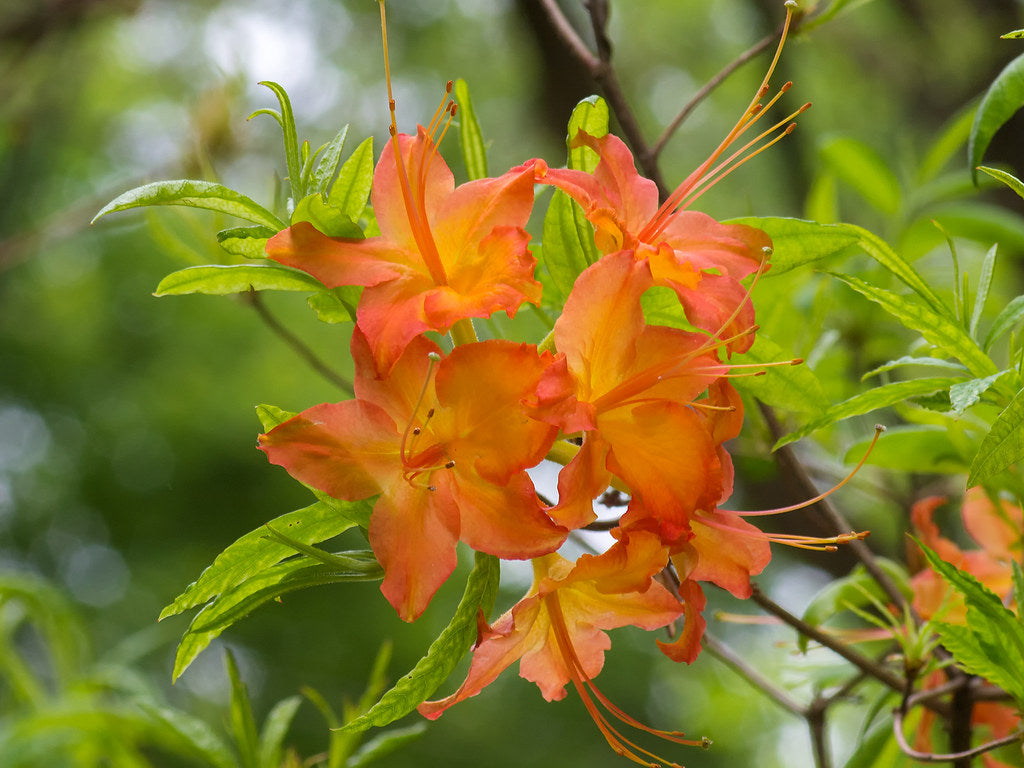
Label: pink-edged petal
xmin=434 ymin=340 xmax=557 ymax=484
xmin=265 ymin=221 xmax=414 ymax=288
xmin=452 ymin=468 xmax=566 ymax=559
xmin=258 ymin=400 xmax=398 ymax=500
xmin=548 ymin=433 xmax=611 ymax=530
xmin=355 ymin=276 xmax=436 ymax=375
xmin=571 ymin=528 xmax=670 ymax=595
xmin=350 ymin=330 xmax=441 ymax=425
xmin=418 ymin=599 xmax=544 ymax=717
xmin=661 ymin=271 xmax=757 ymax=354
xmin=656 ymin=580 xmax=707 ymax=664
xmin=372 ymin=130 xmax=455 ymax=249
xmin=370 ymin=474 xmax=461 ymax=622
xmin=555 ymin=251 xmax=652 ymax=401
xmin=660 ymin=210 xmax=771 ymax=280
xmin=686 ymin=510 xmax=771 ymax=598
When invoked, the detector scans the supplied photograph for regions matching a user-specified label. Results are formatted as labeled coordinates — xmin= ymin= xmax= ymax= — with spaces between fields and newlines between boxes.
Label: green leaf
xmin=92 ymin=180 xmax=286 ymax=230
xmin=843 ymin=425 xmax=968 ymax=474
xmin=969 ymin=52 xmax=1024 ymax=182
xmin=970 ymin=243 xmax=998 ymax=338
xmin=776 ymin=377 xmax=963 ymax=449
xmin=978 ymin=164 xmax=1024 ymax=202
xmin=968 ymin=385 xmax=1024 ymax=486
xmin=984 ymin=295 xmax=1024 ymax=352
xmin=308 ymin=286 xmax=361 ymax=324
xmin=835 ymin=224 xmax=952 ymax=320
xmin=226 ymin=649 xmax=261 ymax=768
xmin=454 ymin=79 xmax=487 ymax=180
xmin=160 ymin=500 xmax=368 ymax=620
xmin=256 ymin=403 xmax=296 ymax=431
xmin=832 ymin=272 xmax=997 ymax=379
xmin=135 ymin=701 xmax=237 ymax=768
xmin=311 ymin=126 xmax=350 ymax=197
xmin=918 ymin=105 xmax=976 ymax=184
xmin=173 ymin=550 xmax=383 ymax=680
xmin=840 ymin=709 xmax=916 ymax=768
xmin=862 ymin=356 xmax=968 ymax=380
xmin=154 ymin=264 xmax=325 ymax=296
xmin=257 ymin=695 xmax=303 ymax=768
xmin=338 ymin=551 xmax=500 ymax=734
xmin=328 ymin=136 xmax=375 ymax=222
xmin=252 ymin=81 xmax=303 ymax=200
xmin=949 ymin=370 xmax=1007 ymax=415
xmin=566 ymin=95 xmax=609 ymax=172
xmin=819 ymin=136 xmax=901 ymax=215
xmin=919 ymin=542 xmax=1024 ymax=704
xmin=217 ymin=226 xmax=277 ymax=259
xmin=1002 ymin=29 xmax=1024 ymax=39
xmin=731 ymin=335 xmax=830 ymax=413
xmin=348 ymin=724 xmax=427 ymax=768
xmin=539 ymin=190 xmax=598 ymax=309
xmin=724 ymin=217 xmax=859 ymax=276
xmin=291 ymin=194 xmax=364 ymax=238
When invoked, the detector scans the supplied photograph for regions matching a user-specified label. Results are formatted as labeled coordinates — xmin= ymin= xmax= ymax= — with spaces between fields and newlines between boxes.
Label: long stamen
xmin=639 ymin=3 xmax=799 ymax=243
xmin=399 ymin=354 xmax=441 ymax=471
xmin=378 ymin=0 xmax=449 ymax=286
xmin=720 ymin=425 xmax=886 ymax=517
xmin=543 ymin=592 xmax=707 ymax=767
xmin=696 ymin=513 xmax=869 ymax=552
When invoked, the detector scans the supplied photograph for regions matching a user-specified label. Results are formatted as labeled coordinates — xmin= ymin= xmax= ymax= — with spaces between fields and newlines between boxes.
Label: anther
xmin=444 ymin=460 xmax=455 ymax=469
xmin=412 ymin=427 xmax=421 ymax=436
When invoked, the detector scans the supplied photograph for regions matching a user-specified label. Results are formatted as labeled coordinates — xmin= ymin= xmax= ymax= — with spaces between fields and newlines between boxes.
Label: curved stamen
xmin=719 ymin=425 xmax=885 ymax=517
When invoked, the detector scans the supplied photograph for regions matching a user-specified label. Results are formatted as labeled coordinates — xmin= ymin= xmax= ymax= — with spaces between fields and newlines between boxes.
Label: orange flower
xmin=531 ymin=251 xmax=733 ymax=541
xmin=910 ymin=489 xmax=1022 ymax=622
xmin=420 ymin=529 xmax=707 ymax=767
xmin=259 ymin=331 xmax=566 ymax=621
xmin=266 ymin=125 xmax=543 ymax=374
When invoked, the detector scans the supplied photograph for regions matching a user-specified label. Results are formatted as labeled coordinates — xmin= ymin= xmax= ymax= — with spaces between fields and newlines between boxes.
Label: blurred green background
xmin=3 ymin=0 xmax=1024 ymax=766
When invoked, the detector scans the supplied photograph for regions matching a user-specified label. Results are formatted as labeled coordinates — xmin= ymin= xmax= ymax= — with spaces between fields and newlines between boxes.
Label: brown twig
xmin=892 ymin=706 xmax=1023 ymax=764
xmin=245 ymin=290 xmax=354 ymax=396
xmin=750 ymin=584 xmax=908 ymax=696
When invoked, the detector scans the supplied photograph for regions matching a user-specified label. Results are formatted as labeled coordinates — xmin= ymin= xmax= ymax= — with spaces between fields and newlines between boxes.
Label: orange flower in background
xmin=420 ymin=529 xmax=707 ymax=767
xmin=910 ymin=488 xmax=1022 ymax=622
xmin=266 ymin=126 xmax=543 ymax=374
xmin=259 ymin=331 xmax=566 ymax=621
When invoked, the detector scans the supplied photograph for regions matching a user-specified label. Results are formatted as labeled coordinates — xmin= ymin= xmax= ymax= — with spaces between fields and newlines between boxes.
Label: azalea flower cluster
xmin=256 ymin=3 xmax=823 ymax=765
xmin=909 ymin=490 xmax=1023 ymax=768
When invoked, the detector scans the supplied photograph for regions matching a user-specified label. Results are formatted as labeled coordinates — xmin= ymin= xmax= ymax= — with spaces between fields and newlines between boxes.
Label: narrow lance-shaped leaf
xmin=217 ymin=226 xmax=277 ymax=259
xmin=134 ymin=701 xmax=237 ymax=768
xmin=328 ymin=136 xmax=375 ymax=222
xmin=819 ymin=136 xmax=901 ymax=216
xmin=984 ymin=295 xmax=1024 ymax=352
xmin=862 ymin=356 xmax=968 ymax=380
xmin=172 ymin=551 xmax=384 ymax=680
xmin=337 ymin=552 xmax=500 ymax=734
xmin=160 ymin=499 xmax=370 ymax=619
xmin=92 ymin=180 xmax=286 ymax=231
xmin=832 ymin=272 xmax=998 ymax=380
xmin=454 ymin=79 xmax=487 ymax=181
xmin=154 ymin=264 xmax=326 ymax=296
xmin=226 ymin=649 xmax=261 ymax=768
xmin=949 ymin=371 xmax=1007 ymax=416
xmin=776 ymin=377 xmax=963 ymax=449
xmin=970 ymin=243 xmax=998 ymax=338
xmin=257 ymin=696 xmax=304 ymax=768
xmin=567 ymin=95 xmax=609 ymax=172
xmin=969 ymin=52 xmax=1024 ymax=182
xmin=251 ymin=81 xmax=304 ymax=200
xmin=968 ymin=385 xmax=1024 ymax=487
xmin=724 ymin=217 xmax=859 ymax=276
xmin=310 ymin=126 xmax=350 ymax=197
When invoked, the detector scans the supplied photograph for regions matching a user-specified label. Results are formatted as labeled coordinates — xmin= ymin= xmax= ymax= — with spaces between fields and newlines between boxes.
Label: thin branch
xmin=892 ymin=707 xmax=1024 ymax=764
xmin=534 ymin=0 xmax=669 ymax=197
xmin=702 ymin=632 xmax=806 ymax=717
xmin=245 ymin=290 xmax=354 ymax=396
xmin=750 ymin=584 xmax=908 ymax=696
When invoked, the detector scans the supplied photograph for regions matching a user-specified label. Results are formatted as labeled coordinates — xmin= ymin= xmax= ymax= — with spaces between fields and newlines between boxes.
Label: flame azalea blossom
xmin=530 ymin=250 xmax=733 ymax=540
xmin=266 ymin=122 xmax=543 ymax=374
xmin=419 ymin=529 xmax=708 ymax=767
xmin=910 ymin=489 xmax=1022 ymax=622
xmin=908 ymin=490 xmax=1023 ymax=768
xmin=259 ymin=331 xmax=566 ymax=621
xmin=538 ymin=131 xmax=772 ymax=352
